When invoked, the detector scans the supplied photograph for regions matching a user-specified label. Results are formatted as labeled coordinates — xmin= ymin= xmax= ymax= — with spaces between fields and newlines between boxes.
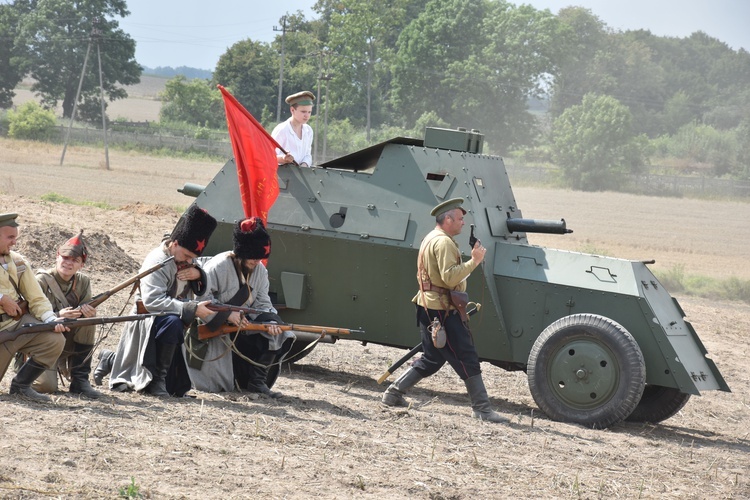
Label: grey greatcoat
xmin=109 ymin=243 xmax=201 ymax=391
xmin=185 ymin=251 xmax=295 ymax=392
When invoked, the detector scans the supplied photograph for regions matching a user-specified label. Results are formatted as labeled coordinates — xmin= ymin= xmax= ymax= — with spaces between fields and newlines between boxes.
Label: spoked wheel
xmin=625 ymin=385 xmax=691 ymax=423
xmin=527 ymin=314 xmax=646 ymax=429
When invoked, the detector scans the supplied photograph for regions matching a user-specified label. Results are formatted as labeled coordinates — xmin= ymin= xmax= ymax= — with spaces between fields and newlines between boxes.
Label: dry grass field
xmin=12 ymin=74 xmax=167 ymax=122
xmin=0 ymin=140 xmax=748 ymax=498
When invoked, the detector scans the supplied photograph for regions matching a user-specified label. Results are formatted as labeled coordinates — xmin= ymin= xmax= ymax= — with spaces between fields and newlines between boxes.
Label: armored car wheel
xmin=527 ymin=314 xmax=646 ymax=429
xmin=625 ymin=385 xmax=691 ymax=423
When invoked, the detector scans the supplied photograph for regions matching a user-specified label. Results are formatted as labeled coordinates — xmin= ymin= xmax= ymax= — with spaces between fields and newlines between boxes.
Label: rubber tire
xmin=625 ymin=385 xmax=691 ymax=423
xmin=527 ymin=313 xmax=646 ymax=429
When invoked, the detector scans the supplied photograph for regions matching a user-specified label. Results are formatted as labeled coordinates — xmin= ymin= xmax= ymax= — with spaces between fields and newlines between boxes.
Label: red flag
xmin=218 ymin=85 xmax=281 ymax=223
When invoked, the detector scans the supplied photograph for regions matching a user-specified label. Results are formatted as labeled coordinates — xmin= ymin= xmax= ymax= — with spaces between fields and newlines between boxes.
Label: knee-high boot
xmin=382 ymin=367 xmax=423 ymax=407
xmin=93 ymin=349 xmax=115 ymax=386
xmin=145 ymin=342 xmax=177 ymax=397
xmin=10 ymin=358 xmax=51 ymax=402
xmin=464 ymin=374 xmax=508 ymax=423
xmin=246 ymin=351 xmax=282 ymax=398
xmin=69 ymin=343 xmax=103 ymax=399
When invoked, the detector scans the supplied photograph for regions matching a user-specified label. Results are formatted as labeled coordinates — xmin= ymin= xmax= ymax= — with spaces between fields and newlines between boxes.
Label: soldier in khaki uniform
xmin=33 ymin=231 xmax=102 ymax=398
xmin=382 ymin=198 xmax=507 ymax=423
xmin=0 ymin=213 xmax=67 ymax=402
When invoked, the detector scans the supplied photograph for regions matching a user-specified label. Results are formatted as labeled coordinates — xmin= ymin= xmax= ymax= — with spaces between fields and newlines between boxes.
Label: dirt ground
xmin=0 ymin=157 xmax=749 ymax=498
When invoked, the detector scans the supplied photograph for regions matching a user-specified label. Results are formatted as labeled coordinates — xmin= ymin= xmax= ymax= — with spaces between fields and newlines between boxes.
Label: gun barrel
xmin=506 ymin=218 xmax=572 ymax=235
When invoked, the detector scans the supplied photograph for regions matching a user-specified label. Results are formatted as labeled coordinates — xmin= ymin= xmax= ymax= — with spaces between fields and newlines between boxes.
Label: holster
xmin=11 ymin=299 xmax=29 ymax=321
xmin=449 ymin=291 xmax=469 ymax=323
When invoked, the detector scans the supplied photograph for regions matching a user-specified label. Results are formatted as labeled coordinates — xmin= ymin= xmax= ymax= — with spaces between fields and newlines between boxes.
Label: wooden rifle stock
xmin=0 ymin=313 xmax=162 ymax=345
xmin=82 ymin=256 xmax=175 ymax=310
xmin=198 ymin=322 xmax=364 ymax=341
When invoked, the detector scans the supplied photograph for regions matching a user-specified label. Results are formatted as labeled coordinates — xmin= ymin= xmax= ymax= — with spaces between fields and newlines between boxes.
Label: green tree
xmin=0 ymin=1 xmax=33 ymax=109
xmin=552 ymin=93 xmax=648 ymax=190
xmin=320 ymin=0 xmax=407 ymax=141
xmin=549 ymin=7 xmax=609 ymax=116
xmin=159 ymin=76 xmax=225 ymax=129
xmin=213 ymin=39 xmax=278 ymax=119
xmin=16 ymin=0 xmax=140 ymax=121
xmin=390 ymin=0 xmax=489 ymax=129
xmin=7 ymin=101 xmax=57 ymax=140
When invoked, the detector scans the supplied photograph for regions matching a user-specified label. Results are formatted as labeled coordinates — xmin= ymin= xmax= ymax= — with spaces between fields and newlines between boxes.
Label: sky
xmin=120 ymin=0 xmax=750 ymax=71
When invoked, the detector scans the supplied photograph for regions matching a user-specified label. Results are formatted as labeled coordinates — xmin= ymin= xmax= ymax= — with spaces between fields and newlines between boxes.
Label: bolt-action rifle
xmin=198 ymin=322 xmax=364 ymax=341
xmin=80 ymin=256 xmax=175 ymax=310
xmin=0 ymin=313 xmax=162 ymax=345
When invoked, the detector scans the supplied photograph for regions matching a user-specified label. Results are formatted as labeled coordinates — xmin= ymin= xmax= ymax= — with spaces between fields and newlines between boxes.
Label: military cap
xmin=430 ymin=198 xmax=467 ymax=217
xmin=58 ymin=230 xmax=89 ymax=263
xmin=0 ymin=213 xmax=19 ymax=227
xmin=285 ymin=91 xmax=315 ymax=106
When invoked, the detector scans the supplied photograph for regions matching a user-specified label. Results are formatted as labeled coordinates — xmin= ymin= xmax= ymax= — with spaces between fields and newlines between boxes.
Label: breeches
xmin=0 ymin=314 xmax=65 ymax=381
xmin=411 ymin=306 xmax=481 ymax=381
xmin=151 ymin=314 xmax=184 ymax=344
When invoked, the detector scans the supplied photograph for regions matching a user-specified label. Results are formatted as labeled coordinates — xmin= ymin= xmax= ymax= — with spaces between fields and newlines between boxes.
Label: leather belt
xmin=421 ymin=282 xmax=450 ymax=295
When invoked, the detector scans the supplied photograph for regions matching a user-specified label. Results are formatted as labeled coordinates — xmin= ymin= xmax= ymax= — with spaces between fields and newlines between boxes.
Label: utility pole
xmin=273 ymin=16 xmax=295 ymax=122
xmin=60 ymin=18 xmax=109 ymax=169
xmin=322 ymin=52 xmax=333 ymax=164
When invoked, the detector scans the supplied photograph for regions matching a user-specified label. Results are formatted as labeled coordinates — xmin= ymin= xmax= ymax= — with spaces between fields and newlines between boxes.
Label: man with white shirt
xmin=271 ymin=91 xmax=315 ymax=168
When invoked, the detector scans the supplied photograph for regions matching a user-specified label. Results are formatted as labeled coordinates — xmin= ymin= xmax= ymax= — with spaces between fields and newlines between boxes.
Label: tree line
xmin=2 ymin=0 xmax=749 ymax=189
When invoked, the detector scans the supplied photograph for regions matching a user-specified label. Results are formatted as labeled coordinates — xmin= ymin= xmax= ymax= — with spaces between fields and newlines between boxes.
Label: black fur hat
xmin=233 ymin=217 xmax=271 ymax=260
xmin=170 ymin=204 xmax=217 ymax=256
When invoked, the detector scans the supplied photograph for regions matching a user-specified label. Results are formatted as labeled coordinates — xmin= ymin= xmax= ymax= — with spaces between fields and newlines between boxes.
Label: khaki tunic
xmin=413 ymin=228 xmax=478 ymax=311
xmin=0 ymin=251 xmax=64 ymax=381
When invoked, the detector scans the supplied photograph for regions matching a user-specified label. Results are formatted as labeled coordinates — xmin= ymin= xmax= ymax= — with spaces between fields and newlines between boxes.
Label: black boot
xmin=246 ymin=351 xmax=282 ymax=398
xmin=69 ymin=343 xmax=103 ymax=399
xmin=464 ymin=374 xmax=508 ymax=423
xmin=145 ymin=342 xmax=177 ymax=397
xmin=10 ymin=358 xmax=52 ymax=402
xmin=93 ymin=349 xmax=115 ymax=386
xmin=382 ymin=367 xmax=423 ymax=407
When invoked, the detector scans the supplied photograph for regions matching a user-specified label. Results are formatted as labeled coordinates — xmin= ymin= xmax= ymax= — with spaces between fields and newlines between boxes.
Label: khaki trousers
xmin=0 ymin=314 xmax=65 ymax=384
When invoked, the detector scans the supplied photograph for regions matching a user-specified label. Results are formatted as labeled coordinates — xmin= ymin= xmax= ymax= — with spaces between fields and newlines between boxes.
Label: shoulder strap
xmin=37 ymin=270 xmax=72 ymax=309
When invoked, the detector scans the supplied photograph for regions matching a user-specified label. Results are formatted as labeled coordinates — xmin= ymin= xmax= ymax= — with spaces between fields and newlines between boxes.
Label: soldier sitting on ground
xmin=32 ymin=231 xmax=102 ymax=399
xmin=0 ymin=213 xmax=68 ymax=402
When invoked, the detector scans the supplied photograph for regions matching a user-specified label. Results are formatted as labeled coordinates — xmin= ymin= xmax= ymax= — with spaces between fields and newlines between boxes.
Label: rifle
xmin=81 ymin=256 xmax=175 ymax=310
xmin=0 ymin=313 xmax=162 ymax=345
xmin=198 ymin=322 xmax=365 ymax=341
xmin=135 ymin=299 xmax=267 ymax=315
xmin=377 ymin=302 xmax=482 ymax=384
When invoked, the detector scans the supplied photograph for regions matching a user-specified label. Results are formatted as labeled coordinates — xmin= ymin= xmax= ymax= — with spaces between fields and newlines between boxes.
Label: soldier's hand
xmin=266 ymin=322 xmax=282 ymax=336
xmin=52 ymin=318 xmax=70 ymax=333
xmin=58 ymin=306 xmax=82 ymax=319
xmin=471 ymin=241 xmax=487 ymax=265
xmin=227 ymin=311 xmax=249 ymax=328
xmin=0 ymin=295 xmax=21 ymax=317
xmin=177 ymin=266 xmax=200 ymax=282
xmin=195 ymin=300 xmax=215 ymax=320
xmin=79 ymin=303 xmax=96 ymax=318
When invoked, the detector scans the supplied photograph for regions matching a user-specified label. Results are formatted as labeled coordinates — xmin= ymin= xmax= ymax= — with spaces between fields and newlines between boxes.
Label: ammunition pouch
xmin=449 ymin=291 xmax=469 ymax=323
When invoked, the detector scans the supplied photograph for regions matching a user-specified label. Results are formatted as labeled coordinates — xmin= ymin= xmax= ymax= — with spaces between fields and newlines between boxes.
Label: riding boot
xmin=382 ymin=367 xmax=423 ymax=407
xmin=93 ymin=349 xmax=115 ymax=386
xmin=464 ymin=374 xmax=508 ymax=423
xmin=144 ymin=342 xmax=177 ymax=397
xmin=69 ymin=343 xmax=103 ymax=399
xmin=246 ymin=350 xmax=282 ymax=398
xmin=10 ymin=358 xmax=52 ymax=402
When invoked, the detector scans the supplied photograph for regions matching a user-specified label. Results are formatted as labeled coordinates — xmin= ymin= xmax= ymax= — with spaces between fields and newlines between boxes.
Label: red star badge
xmin=195 ymin=239 xmax=206 ymax=253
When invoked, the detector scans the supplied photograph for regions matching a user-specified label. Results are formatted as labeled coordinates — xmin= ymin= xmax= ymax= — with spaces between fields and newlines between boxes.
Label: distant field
xmin=12 ymin=74 xmax=167 ymax=122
